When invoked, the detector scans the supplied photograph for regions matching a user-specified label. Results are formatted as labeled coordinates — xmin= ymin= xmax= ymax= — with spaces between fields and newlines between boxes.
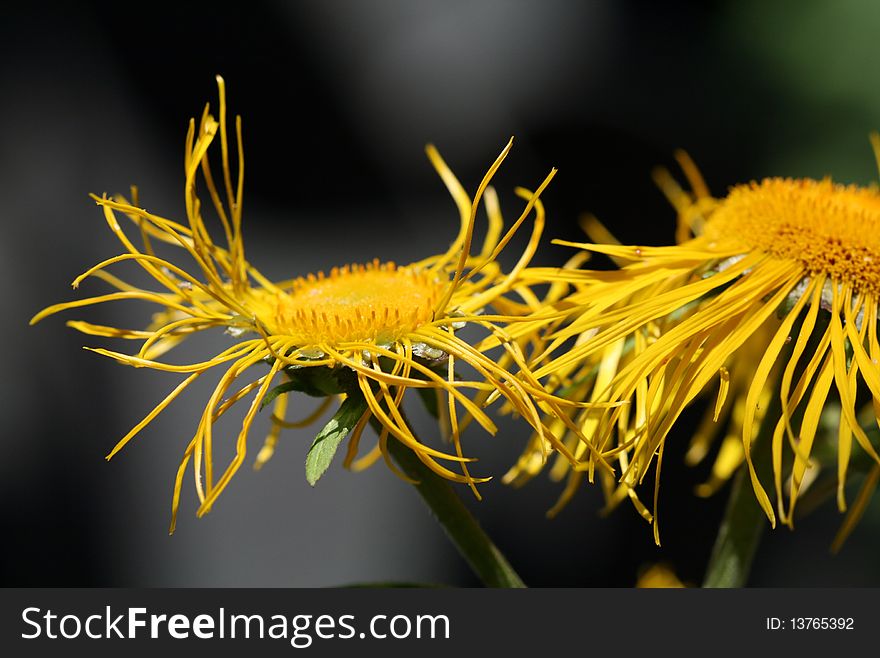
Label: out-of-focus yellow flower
xmin=636 ymin=562 xmax=687 ymax=588
xmin=31 ymin=76 xmax=601 ymax=531
xmin=509 ymin=147 xmax=880 ymax=546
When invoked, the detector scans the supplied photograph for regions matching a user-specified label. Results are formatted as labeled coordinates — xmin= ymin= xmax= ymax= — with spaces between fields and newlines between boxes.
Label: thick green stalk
xmin=702 ymin=398 xmax=778 ymax=588
xmin=380 ymin=422 xmax=526 ymax=588
xmin=701 ymin=466 xmax=768 ymax=587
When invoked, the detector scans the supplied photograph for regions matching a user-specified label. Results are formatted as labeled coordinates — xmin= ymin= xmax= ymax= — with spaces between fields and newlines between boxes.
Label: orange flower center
xmin=706 ymin=178 xmax=880 ymax=294
xmin=272 ymin=260 xmax=446 ymax=345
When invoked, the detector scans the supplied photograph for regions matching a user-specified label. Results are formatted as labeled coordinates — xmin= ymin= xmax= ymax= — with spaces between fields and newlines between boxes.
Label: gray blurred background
xmin=3 ymin=0 xmax=880 ymax=587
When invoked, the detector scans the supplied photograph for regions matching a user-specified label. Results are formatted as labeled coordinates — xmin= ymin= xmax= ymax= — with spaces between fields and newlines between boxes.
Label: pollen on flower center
xmin=705 ymin=177 xmax=880 ymax=294
xmin=272 ymin=259 xmax=446 ymax=345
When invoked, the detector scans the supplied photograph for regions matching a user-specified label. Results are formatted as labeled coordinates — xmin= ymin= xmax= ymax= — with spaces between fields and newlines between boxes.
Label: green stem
xmin=379 ymin=421 xmax=526 ymax=588
xmin=701 ymin=467 xmax=767 ymax=587
xmin=702 ymin=398 xmax=778 ymax=588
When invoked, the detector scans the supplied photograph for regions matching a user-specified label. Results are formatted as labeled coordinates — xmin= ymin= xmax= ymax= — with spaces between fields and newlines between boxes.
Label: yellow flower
xmin=31 ymin=76 xmax=592 ymax=532
xmin=635 ymin=563 xmax=687 ymax=588
xmin=510 ymin=147 xmax=880 ymax=546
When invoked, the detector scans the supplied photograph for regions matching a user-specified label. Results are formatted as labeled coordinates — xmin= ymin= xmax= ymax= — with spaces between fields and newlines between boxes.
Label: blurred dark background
xmin=3 ymin=0 xmax=880 ymax=587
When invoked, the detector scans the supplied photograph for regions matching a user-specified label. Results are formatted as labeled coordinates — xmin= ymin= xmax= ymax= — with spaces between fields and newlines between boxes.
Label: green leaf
xmin=305 ymin=395 xmax=369 ymax=486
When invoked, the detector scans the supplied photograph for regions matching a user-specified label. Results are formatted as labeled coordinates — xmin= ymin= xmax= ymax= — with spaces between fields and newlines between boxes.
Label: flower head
xmin=32 ymin=76 xmax=590 ymax=531
xmin=510 ymin=146 xmax=880 ymax=546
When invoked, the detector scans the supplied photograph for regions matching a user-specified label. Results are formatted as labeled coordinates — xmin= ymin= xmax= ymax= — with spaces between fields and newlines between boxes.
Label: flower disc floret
xmin=707 ymin=178 xmax=880 ymax=295
xmin=269 ymin=260 xmax=444 ymax=345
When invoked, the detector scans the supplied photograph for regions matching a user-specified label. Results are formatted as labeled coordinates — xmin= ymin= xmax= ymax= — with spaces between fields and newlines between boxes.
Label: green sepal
xmin=261 ymin=379 xmax=301 ymax=410
xmin=305 ymin=394 xmax=369 ymax=486
xmin=261 ymin=366 xmax=358 ymax=410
